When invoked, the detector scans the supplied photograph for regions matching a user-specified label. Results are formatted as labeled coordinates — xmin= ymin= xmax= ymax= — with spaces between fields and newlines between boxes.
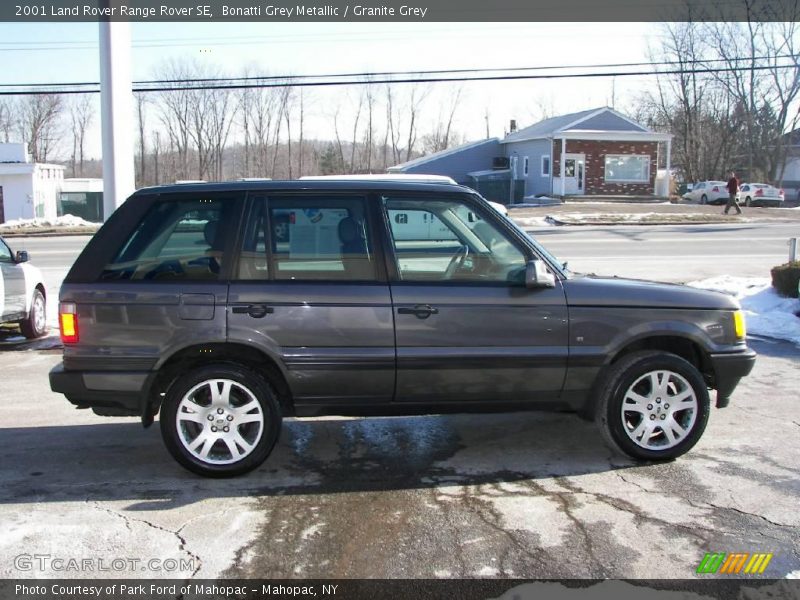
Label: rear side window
xmin=268 ymin=196 xmax=376 ymax=281
xmin=101 ymin=197 xmax=237 ymax=281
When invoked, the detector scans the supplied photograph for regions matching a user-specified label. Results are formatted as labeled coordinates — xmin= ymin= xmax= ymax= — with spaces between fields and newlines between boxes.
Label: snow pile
xmin=688 ymin=275 xmax=800 ymax=344
xmin=0 ymin=215 xmax=99 ymax=230
xmin=513 ymin=216 xmax=553 ymax=228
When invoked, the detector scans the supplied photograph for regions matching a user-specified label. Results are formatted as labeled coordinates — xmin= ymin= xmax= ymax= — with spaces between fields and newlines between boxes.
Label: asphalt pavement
xmin=0 ymin=338 xmax=797 ymax=579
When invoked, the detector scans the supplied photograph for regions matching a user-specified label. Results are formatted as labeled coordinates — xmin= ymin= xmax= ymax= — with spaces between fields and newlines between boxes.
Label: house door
xmin=563 ymin=154 xmax=585 ymax=195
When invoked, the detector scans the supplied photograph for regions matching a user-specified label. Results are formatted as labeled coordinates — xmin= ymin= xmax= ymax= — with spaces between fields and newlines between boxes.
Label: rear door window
xmin=101 ymin=195 xmax=239 ymax=281
xmin=268 ymin=196 xmax=376 ymax=281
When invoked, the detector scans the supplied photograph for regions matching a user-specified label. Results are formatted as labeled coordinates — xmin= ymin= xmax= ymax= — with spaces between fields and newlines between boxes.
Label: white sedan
xmin=0 ymin=236 xmax=48 ymax=338
xmin=739 ymin=183 xmax=785 ymax=207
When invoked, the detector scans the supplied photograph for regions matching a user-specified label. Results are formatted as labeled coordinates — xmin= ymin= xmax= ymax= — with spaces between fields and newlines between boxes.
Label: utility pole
xmin=99 ymin=17 xmax=135 ymax=221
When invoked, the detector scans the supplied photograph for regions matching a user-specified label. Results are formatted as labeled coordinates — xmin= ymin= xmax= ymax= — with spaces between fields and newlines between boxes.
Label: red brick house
xmin=388 ymin=107 xmax=673 ymax=201
xmin=502 ymin=107 xmax=672 ymax=198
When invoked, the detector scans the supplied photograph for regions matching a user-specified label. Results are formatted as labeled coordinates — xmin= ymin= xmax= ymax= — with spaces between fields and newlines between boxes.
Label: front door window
xmin=383 ymin=196 xmax=527 ymax=285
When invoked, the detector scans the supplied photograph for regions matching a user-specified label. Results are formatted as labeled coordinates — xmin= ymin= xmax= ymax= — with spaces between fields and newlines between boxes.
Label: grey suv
xmin=49 ymin=180 xmax=755 ymax=476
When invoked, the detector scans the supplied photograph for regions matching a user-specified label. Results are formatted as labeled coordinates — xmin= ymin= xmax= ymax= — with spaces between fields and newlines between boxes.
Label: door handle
xmin=231 ymin=304 xmax=274 ymax=318
xmin=397 ymin=304 xmax=439 ymax=319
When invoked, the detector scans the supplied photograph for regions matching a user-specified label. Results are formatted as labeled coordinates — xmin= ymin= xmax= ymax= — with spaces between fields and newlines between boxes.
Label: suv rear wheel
xmin=595 ymin=351 xmax=710 ymax=461
xmin=160 ymin=364 xmax=282 ymax=477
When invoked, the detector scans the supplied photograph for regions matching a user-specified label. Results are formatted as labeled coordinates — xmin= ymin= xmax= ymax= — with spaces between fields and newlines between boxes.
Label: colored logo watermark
xmin=696 ymin=552 xmax=773 ymax=575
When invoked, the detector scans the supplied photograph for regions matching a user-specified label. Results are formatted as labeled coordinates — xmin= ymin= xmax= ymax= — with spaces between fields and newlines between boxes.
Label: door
xmin=382 ymin=193 xmax=569 ymax=404
xmin=0 ymin=237 xmax=26 ymax=319
xmin=227 ymin=193 xmax=394 ymax=406
xmin=563 ymin=153 xmax=585 ymax=195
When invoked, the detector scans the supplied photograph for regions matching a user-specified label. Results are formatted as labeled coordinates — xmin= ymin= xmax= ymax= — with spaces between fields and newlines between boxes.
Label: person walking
xmin=724 ymin=171 xmax=742 ymax=215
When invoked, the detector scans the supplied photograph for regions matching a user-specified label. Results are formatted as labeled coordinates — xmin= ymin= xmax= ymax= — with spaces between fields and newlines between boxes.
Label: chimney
xmin=509 ymin=119 xmax=517 ymax=133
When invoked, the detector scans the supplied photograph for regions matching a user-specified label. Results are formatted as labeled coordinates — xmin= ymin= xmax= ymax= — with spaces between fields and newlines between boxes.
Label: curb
xmin=0 ymin=229 xmax=99 ymax=238
xmin=542 ymin=216 xmax=747 ymax=226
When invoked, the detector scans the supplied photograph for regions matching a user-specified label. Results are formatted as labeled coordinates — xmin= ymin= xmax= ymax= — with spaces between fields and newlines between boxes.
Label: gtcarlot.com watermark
xmin=14 ymin=553 xmax=195 ymax=573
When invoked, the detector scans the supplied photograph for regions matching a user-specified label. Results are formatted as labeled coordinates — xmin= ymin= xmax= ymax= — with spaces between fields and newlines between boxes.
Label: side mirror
xmin=525 ymin=259 xmax=555 ymax=289
xmin=15 ymin=250 xmax=29 ymax=263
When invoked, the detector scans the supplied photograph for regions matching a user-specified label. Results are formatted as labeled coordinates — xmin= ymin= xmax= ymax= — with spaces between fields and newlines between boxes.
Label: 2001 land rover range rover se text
xmin=49 ymin=179 xmax=756 ymax=477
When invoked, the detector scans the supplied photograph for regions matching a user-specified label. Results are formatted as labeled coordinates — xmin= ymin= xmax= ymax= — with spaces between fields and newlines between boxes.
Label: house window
xmin=604 ymin=155 xmax=650 ymax=183
xmin=541 ymin=156 xmax=551 ymax=177
xmin=523 ymin=156 xmax=529 ymax=176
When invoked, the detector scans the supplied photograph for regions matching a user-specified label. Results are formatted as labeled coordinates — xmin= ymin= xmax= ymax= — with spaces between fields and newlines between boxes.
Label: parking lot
xmin=1 ymin=335 xmax=798 ymax=579
xmin=1 ymin=218 xmax=798 ymax=581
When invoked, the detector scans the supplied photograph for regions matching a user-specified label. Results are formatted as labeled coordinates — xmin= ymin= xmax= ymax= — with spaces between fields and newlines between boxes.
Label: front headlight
xmin=733 ymin=310 xmax=746 ymax=340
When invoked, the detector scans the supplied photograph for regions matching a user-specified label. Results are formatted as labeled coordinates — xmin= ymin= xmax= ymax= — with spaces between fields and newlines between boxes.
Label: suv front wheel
xmin=595 ymin=351 xmax=710 ymax=461
xmin=160 ymin=364 xmax=282 ymax=477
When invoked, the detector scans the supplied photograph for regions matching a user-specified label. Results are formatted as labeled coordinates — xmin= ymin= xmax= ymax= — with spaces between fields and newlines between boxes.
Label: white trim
xmin=562 ymin=130 xmax=672 ymax=142
xmin=604 ymin=154 xmax=651 ymax=183
xmin=504 ymin=130 xmax=672 ymax=145
xmin=541 ymin=155 xmax=551 ymax=177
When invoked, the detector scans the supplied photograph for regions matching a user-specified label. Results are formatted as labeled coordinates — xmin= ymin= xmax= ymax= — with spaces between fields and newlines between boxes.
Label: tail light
xmin=779 ymin=188 xmax=785 ymax=197
xmin=59 ymin=302 xmax=79 ymax=344
xmin=712 ymin=186 xmax=719 ymax=192
xmin=755 ymin=189 xmax=763 ymax=197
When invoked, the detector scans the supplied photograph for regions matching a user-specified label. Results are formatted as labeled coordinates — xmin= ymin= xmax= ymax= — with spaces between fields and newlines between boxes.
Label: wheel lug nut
xmin=647 ymin=404 xmax=653 ymax=410
xmin=207 ymin=415 xmax=214 ymax=421
xmin=650 ymin=415 xmax=656 ymax=420
xmin=664 ymin=404 xmax=670 ymax=409
xmin=660 ymin=415 xmax=666 ymax=420
xmin=226 ymin=415 xmax=233 ymax=421
xmin=217 ymin=408 xmax=224 ymax=414
xmin=211 ymin=426 xmax=217 ymax=432
xmin=223 ymin=426 xmax=229 ymax=432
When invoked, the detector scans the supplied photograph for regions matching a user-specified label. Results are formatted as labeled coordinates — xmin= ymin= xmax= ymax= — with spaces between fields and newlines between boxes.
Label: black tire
xmin=159 ymin=363 xmax=282 ymax=477
xmin=745 ymin=197 xmax=751 ymax=207
xmin=595 ymin=351 xmax=710 ymax=461
xmin=700 ymin=194 xmax=708 ymax=205
xmin=20 ymin=288 xmax=47 ymax=339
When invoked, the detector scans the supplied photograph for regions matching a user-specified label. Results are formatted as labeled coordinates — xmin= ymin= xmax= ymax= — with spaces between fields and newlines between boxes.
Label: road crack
xmin=87 ymin=500 xmax=202 ymax=578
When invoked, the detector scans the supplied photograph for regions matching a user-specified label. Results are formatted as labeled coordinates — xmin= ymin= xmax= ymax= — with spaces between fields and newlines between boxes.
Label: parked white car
xmin=683 ymin=181 xmax=731 ymax=205
xmin=0 ymin=236 xmax=48 ymax=339
xmin=739 ymin=183 xmax=784 ymax=207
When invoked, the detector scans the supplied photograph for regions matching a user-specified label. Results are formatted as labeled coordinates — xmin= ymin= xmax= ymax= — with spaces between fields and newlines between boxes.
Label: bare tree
xmin=18 ymin=93 xmax=64 ymax=162
xmin=704 ymin=17 xmax=800 ymax=180
xmin=405 ymin=84 xmax=430 ymax=162
xmin=68 ymin=95 xmax=93 ymax=177
xmin=154 ymin=60 xmax=194 ymax=180
xmin=0 ymin=98 xmax=14 ymax=143
xmin=423 ymin=85 xmax=463 ymax=153
xmin=134 ymin=93 xmax=147 ymax=185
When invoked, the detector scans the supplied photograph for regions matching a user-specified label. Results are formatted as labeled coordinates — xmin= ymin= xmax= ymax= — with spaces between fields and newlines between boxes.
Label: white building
xmin=0 ymin=143 xmax=65 ymax=223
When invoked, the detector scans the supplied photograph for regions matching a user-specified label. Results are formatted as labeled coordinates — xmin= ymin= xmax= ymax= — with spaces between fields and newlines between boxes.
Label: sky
xmin=0 ymin=21 xmax=666 ymax=160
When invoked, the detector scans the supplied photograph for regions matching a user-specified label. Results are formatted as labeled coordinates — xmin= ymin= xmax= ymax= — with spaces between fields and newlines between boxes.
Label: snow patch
xmin=0 ymin=215 xmax=99 ymax=230
xmin=687 ymin=276 xmax=800 ymax=345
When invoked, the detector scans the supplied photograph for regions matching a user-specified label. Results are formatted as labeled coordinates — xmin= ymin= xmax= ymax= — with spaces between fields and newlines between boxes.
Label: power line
xmin=0 ymin=54 xmax=797 ymax=91
xmin=0 ymin=62 xmax=796 ymax=96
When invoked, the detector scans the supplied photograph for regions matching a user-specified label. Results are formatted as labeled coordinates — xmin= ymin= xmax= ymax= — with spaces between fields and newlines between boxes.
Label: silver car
xmin=0 ymin=236 xmax=48 ymax=339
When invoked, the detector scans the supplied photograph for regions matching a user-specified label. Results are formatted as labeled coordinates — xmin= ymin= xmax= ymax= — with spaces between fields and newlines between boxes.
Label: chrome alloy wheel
xmin=175 ymin=379 xmax=264 ymax=465
xmin=621 ymin=370 xmax=698 ymax=450
xmin=32 ymin=293 xmax=46 ymax=333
